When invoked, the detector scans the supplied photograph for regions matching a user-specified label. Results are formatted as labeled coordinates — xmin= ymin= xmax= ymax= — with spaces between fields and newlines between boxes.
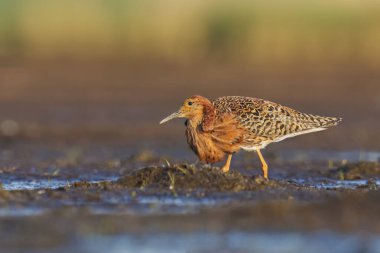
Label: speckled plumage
xmin=160 ymin=95 xmax=341 ymax=179
xmin=213 ymin=96 xmax=342 ymax=149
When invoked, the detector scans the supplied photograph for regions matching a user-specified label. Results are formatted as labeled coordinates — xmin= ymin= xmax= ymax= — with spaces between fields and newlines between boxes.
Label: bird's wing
xmin=213 ymin=96 xmax=341 ymax=140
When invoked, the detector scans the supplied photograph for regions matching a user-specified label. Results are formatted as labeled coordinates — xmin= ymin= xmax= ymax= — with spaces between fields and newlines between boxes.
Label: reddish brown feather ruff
xmin=160 ymin=95 xmax=341 ymax=167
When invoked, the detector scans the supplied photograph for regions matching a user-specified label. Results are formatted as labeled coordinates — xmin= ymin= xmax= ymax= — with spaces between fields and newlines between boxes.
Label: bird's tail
xmin=303 ymin=114 xmax=342 ymax=128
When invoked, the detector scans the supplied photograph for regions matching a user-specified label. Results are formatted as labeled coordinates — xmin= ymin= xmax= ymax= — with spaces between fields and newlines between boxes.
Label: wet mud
xmin=117 ymin=164 xmax=284 ymax=192
xmin=0 ymin=144 xmax=379 ymax=253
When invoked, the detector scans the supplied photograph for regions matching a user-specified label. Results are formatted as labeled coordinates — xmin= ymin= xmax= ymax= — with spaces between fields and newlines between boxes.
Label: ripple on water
xmin=1 ymin=177 xmax=118 ymax=191
xmin=291 ymin=178 xmax=380 ymax=190
xmin=0 ymin=207 xmax=45 ymax=217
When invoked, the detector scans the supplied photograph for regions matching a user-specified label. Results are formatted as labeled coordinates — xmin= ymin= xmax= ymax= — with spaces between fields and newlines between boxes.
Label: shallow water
xmin=0 ymin=206 xmax=45 ymax=217
xmin=76 ymin=231 xmax=380 ymax=253
xmin=1 ymin=176 xmax=378 ymax=219
xmin=3 ymin=174 xmax=378 ymax=193
xmin=0 ymin=192 xmax=234 ymax=217
xmin=0 ymin=147 xmax=379 ymax=253
xmin=291 ymin=178 xmax=380 ymax=190
xmin=1 ymin=177 xmax=118 ymax=191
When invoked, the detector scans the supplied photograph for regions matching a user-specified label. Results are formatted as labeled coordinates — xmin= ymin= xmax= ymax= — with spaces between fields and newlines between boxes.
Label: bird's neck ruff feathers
xmin=201 ymin=102 xmax=216 ymax=132
xmin=187 ymin=96 xmax=215 ymax=132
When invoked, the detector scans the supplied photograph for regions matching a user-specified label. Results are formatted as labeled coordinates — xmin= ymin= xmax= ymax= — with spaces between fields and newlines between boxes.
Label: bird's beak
xmin=159 ymin=111 xmax=183 ymax=124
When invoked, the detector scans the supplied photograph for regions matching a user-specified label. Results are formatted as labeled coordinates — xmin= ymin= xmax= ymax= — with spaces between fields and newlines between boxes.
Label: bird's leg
xmin=221 ymin=154 xmax=232 ymax=173
xmin=256 ymin=150 xmax=268 ymax=179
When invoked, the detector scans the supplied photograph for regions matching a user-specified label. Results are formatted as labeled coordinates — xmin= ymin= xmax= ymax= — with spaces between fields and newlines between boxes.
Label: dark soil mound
xmin=117 ymin=164 xmax=283 ymax=192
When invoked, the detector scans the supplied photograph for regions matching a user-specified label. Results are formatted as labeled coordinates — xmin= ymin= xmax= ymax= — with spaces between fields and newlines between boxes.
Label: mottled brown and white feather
xmin=212 ymin=96 xmax=341 ymax=149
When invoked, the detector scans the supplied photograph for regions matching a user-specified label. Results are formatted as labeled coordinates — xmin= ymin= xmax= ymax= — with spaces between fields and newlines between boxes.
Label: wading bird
xmin=160 ymin=96 xmax=341 ymax=179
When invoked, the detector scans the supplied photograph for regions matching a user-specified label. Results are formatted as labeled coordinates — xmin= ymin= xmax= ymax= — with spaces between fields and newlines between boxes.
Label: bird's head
xmin=160 ymin=95 xmax=212 ymax=125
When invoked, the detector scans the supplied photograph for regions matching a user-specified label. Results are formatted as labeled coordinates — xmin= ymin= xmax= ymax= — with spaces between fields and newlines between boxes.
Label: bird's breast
xmin=185 ymin=125 xmax=225 ymax=164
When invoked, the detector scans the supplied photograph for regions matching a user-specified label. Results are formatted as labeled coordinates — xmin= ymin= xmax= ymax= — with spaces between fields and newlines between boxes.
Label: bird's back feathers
xmin=212 ymin=96 xmax=341 ymax=149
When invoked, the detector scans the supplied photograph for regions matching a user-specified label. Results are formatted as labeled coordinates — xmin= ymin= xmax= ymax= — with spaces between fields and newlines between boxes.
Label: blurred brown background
xmin=0 ymin=0 xmax=379 ymax=149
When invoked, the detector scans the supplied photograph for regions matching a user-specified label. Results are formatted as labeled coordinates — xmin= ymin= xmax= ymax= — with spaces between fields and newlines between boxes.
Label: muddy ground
xmin=0 ymin=62 xmax=379 ymax=253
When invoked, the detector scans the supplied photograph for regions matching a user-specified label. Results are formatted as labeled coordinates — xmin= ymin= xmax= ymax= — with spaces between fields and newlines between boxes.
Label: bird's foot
xmin=254 ymin=175 xmax=269 ymax=184
xmin=221 ymin=165 xmax=230 ymax=173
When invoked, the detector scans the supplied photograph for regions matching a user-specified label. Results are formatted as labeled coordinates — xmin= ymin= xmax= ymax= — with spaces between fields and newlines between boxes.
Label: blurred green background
xmin=1 ymin=0 xmax=380 ymax=67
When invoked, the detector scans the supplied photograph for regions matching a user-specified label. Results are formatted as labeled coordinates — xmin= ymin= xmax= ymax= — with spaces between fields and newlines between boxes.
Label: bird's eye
xmin=187 ymin=101 xmax=193 ymax=106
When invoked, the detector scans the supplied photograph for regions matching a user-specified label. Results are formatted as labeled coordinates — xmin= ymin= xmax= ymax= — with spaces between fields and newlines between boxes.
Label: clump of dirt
xmin=328 ymin=162 xmax=380 ymax=180
xmin=117 ymin=164 xmax=284 ymax=192
xmin=0 ymin=184 xmax=10 ymax=201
